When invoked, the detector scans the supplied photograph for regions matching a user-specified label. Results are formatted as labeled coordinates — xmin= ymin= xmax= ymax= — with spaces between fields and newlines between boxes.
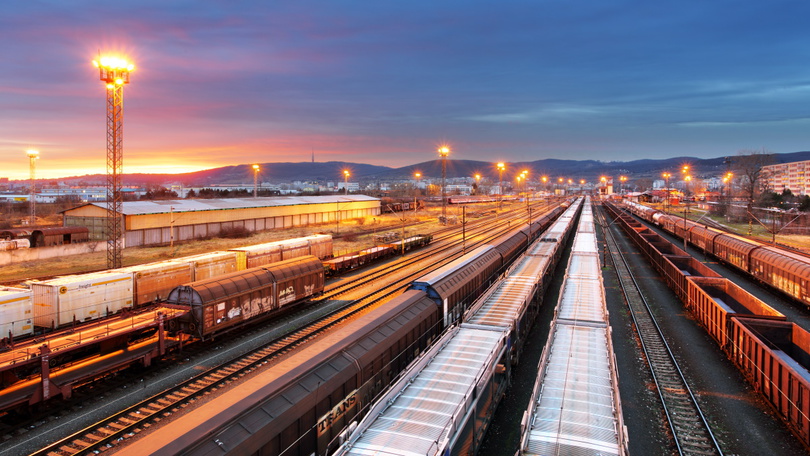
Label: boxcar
xmin=31 ymin=271 xmax=134 ymax=329
xmin=749 ymin=247 xmax=810 ymax=306
xmin=713 ymin=234 xmax=758 ymax=272
xmin=409 ymin=245 xmax=503 ymax=326
xmin=0 ymin=287 xmax=33 ymax=341
xmin=116 ymin=290 xmax=441 ymax=456
xmin=117 ymin=260 xmax=195 ymax=306
xmin=167 ymin=256 xmax=324 ymax=339
xmin=178 ymin=251 xmax=238 ymax=281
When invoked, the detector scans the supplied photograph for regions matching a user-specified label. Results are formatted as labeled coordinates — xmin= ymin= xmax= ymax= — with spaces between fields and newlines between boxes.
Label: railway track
xmin=28 ymin=202 xmax=555 ymax=455
xmin=597 ymin=204 xmax=724 ymax=456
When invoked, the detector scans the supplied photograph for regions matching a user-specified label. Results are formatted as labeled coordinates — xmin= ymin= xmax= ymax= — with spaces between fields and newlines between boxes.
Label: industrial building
xmin=62 ymin=195 xmax=380 ymax=247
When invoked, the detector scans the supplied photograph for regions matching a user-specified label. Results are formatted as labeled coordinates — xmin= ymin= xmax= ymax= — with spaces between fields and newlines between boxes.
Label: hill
xmin=52 ymin=151 xmax=810 ymax=186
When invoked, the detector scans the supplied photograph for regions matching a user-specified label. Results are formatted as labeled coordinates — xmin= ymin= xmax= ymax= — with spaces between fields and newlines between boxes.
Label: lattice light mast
xmin=93 ymin=56 xmax=134 ymax=269
xmin=26 ymin=150 xmax=39 ymax=226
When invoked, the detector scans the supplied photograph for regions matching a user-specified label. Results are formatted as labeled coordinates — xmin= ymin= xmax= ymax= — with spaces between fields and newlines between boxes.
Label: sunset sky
xmin=3 ymin=1 xmax=810 ymax=180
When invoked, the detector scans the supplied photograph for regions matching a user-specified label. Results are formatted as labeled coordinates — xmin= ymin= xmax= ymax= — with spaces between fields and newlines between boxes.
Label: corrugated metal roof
xmin=76 ymin=195 xmax=379 ymax=216
xmin=566 ymin=252 xmax=600 ymax=279
xmin=571 ymin=232 xmax=598 ymax=255
xmin=523 ymin=324 xmax=620 ymax=456
xmin=340 ymin=326 xmax=506 ymax=456
xmin=467 ymin=275 xmax=535 ymax=328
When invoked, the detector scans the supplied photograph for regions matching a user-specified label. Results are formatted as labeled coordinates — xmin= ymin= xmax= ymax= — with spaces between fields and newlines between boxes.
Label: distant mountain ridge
xmin=53 ymin=151 xmax=810 ymax=186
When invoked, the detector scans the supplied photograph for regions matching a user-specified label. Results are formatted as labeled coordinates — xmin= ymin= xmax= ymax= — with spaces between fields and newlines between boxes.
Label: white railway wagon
xmin=336 ymin=324 xmax=509 ymax=456
xmin=520 ymin=197 xmax=628 ymax=456
xmin=228 ymin=234 xmax=333 ymax=270
xmin=302 ymin=234 xmax=333 ymax=259
xmin=182 ymin=251 xmax=238 ymax=281
xmin=0 ymin=287 xmax=33 ymax=340
xmin=116 ymin=260 xmax=194 ymax=306
xmin=31 ymin=271 xmax=134 ymax=328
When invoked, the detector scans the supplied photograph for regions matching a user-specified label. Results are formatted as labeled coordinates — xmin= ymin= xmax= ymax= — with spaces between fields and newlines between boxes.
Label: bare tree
xmin=732 ymin=148 xmax=776 ymax=206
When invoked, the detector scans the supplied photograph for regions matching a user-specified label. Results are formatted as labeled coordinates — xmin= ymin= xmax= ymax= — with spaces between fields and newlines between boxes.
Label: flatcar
xmin=166 ymin=255 xmax=325 ymax=339
xmin=622 ymin=200 xmax=810 ymax=307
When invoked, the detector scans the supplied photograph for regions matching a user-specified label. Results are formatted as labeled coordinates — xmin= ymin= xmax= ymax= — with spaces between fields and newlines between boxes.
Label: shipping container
xmin=31 ymin=271 xmax=134 ymax=328
xmin=0 ymin=287 xmax=33 ymax=339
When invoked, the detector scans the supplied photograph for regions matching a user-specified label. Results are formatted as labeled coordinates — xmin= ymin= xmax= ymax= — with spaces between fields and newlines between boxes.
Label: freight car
xmin=0 ymin=287 xmax=33 ymax=344
xmin=605 ymin=201 xmax=810 ymax=448
xmin=114 ymin=289 xmax=443 ymax=456
xmin=0 ymin=226 xmax=88 ymax=247
xmin=520 ymin=197 xmax=627 ymax=455
xmin=110 ymin=203 xmax=578 ymax=456
xmin=622 ymin=200 xmax=810 ymax=308
xmin=166 ymin=256 xmax=325 ymax=339
xmin=31 ymin=271 xmax=134 ymax=329
xmin=323 ymin=234 xmax=432 ymax=277
xmin=335 ymin=198 xmax=585 ymax=456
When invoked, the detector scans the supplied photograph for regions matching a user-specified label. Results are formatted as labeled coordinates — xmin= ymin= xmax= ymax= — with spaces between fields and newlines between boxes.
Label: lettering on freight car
xmin=316 ymin=390 xmax=358 ymax=436
xmin=278 ymin=285 xmax=296 ymax=305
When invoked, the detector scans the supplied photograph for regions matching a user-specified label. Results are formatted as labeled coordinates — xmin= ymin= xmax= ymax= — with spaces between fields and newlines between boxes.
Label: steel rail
xmin=597 ymin=203 xmax=723 ymax=456
xmin=30 ymin=201 xmax=556 ymax=456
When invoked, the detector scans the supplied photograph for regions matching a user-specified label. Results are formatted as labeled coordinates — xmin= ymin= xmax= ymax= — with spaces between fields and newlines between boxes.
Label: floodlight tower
xmin=93 ymin=56 xmax=134 ymax=269
xmin=26 ymin=150 xmax=39 ymax=226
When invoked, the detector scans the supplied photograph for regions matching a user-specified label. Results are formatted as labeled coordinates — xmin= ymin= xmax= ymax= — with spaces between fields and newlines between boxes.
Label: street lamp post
xmin=474 ymin=174 xmax=481 ymax=195
xmin=724 ymin=172 xmax=733 ymax=221
xmin=26 ymin=150 xmax=39 ymax=226
xmin=414 ymin=172 xmax=421 ymax=212
xmin=252 ymin=164 xmax=260 ymax=198
xmin=662 ymin=172 xmax=671 ymax=213
xmin=439 ymin=146 xmax=450 ymax=222
xmin=620 ymin=176 xmax=627 ymax=196
xmin=497 ymin=162 xmax=505 ymax=212
xmin=682 ymin=174 xmax=692 ymax=250
xmin=343 ymin=170 xmax=350 ymax=195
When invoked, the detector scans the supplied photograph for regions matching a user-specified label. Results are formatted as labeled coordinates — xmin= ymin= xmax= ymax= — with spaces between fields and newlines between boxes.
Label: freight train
xmin=1 ymin=235 xmax=332 ymax=344
xmin=113 ymin=200 xmax=578 ymax=456
xmin=520 ymin=198 xmax=627 ymax=455
xmin=322 ymin=234 xmax=432 ymax=276
xmin=605 ymin=201 xmax=810 ymax=448
xmin=622 ymin=200 xmax=810 ymax=307
xmin=335 ymin=198 xmax=584 ymax=456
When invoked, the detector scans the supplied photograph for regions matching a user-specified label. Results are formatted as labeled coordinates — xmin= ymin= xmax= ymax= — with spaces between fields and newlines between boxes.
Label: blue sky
xmin=3 ymin=0 xmax=810 ymax=179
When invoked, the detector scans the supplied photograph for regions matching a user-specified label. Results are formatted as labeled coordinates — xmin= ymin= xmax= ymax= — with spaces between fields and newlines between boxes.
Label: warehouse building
xmin=63 ymin=195 xmax=380 ymax=247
